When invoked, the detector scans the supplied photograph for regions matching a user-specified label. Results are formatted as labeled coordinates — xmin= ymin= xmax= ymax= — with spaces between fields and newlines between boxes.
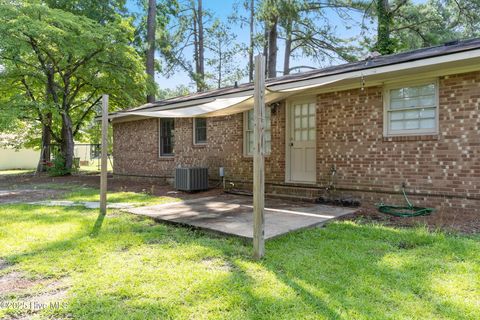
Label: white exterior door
xmin=287 ymin=100 xmax=316 ymax=183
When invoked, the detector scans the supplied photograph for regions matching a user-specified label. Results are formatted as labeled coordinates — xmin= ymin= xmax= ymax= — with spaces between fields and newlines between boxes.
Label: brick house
xmin=110 ymin=39 xmax=480 ymax=213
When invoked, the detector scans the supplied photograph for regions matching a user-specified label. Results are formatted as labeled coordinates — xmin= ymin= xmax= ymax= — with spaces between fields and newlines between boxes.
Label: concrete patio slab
xmin=125 ymin=194 xmax=357 ymax=239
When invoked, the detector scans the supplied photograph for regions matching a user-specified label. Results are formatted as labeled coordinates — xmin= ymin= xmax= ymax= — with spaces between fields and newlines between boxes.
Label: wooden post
xmin=253 ymin=55 xmax=266 ymax=259
xmin=100 ymin=94 xmax=108 ymax=216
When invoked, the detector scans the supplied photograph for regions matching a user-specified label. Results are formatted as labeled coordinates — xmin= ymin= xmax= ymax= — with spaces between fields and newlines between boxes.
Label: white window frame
xmin=193 ymin=118 xmax=207 ymax=145
xmin=243 ymin=108 xmax=272 ymax=156
xmin=383 ymin=79 xmax=439 ymax=137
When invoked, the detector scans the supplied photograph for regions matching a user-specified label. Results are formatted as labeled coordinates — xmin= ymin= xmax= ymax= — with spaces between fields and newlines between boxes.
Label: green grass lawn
xmin=0 ymin=192 xmax=479 ymax=319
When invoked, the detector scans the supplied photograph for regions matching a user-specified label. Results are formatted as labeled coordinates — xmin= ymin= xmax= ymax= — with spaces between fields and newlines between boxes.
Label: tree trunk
xmin=218 ymin=50 xmax=222 ymax=89
xmin=197 ymin=0 xmax=205 ymax=91
xmin=60 ymin=112 xmax=75 ymax=172
xmin=283 ymin=20 xmax=292 ymax=75
xmin=193 ymin=10 xmax=199 ymax=76
xmin=36 ymin=113 xmax=52 ymax=173
xmin=263 ymin=22 xmax=268 ymax=77
xmin=146 ymin=0 xmax=156 ymax=103
xmin=248 ymin=0 xmax=254 ymax=82
xmin=267 ymin=16 xmax=278 ymax=78
xmin=376 ymin=0 xmax=393 ymax=55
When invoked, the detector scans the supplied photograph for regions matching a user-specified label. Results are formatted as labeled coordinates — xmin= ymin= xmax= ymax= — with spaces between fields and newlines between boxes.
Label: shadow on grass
xmin=90 ymin=211 xmax=106 ymax=237
xmin=1 ymin=204 xmax=479 ymax=319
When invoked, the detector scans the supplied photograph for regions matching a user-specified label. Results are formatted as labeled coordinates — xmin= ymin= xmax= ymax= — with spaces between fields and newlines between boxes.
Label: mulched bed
xmin=339 ymin=205 xmax=480 ymax=235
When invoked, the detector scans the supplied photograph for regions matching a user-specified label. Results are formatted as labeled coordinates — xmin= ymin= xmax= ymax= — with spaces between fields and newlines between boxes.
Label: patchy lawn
xmin=61 ymin=185 xmax=179 ymax=205
xmin=0 ymin=189 xmax=479 ymax=319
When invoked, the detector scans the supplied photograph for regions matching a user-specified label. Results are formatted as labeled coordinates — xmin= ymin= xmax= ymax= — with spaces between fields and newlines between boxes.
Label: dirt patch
xmin=0 ymin=270 xmax=69 ymax=319
xmin=340 ymin=206 xmax=480 ymax=234
xmin=0 ymin=173 xmax=223 ymax=202
xmin=0 ymin=259 xmax=10 ymax=271
xmin=201 ymin=257 xmax=233 ymax=272
xmin=0 ymin=189 xmax=67 ymax=205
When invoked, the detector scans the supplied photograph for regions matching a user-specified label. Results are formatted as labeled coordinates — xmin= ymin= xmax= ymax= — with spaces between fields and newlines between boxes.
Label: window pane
xmin=404 ymin=97 xmax=421 ymax=108
xmin=160 ymin=118 xmax=174 ymax=156
xmin=405 ymin=120 xmax=419 ymax=129
xmin=309 ymin=129 xmax=316 ymax=140
xmin=390 ymin=112 xmax=404 ymax=120
xmin=301 ymin=116 xmax=308 ymax=128
xmin=391 ymin=99 xmax=404 ymax=109
xmin=265 ymin=107 xmax=271 ymax=129
xmin=194 ymin=118 xmax=207 ymax=144
xmin=420 ymin=84 xmax=435 ymax=95
xmin=309 ymin=103 xmax=315 ymax=115
xmin=390 ymin=89 xmax=403 ymax=99
xmin=420 ymin=96 xmax=435 ymax=107
xmin=404 ymin=87 xmax=419 ymax=98
xmin=302 ymin=104 xmax=308 ymax=116
xmin=390 ymin=121 xmax=404 ymax=131
xmin=294 ymin=106 xmax=301 ymax=116
xmin=247 ymin=110 xmax=254 ymax=130
xmin=295 ymin=117 xmax=300 ymax=128
xmin=420 ymin=108 xmax=435 ymax=118
xmin=301 ymin=129 xmax=308 ymax=140
xmin=420 ymin=118 xmax=435 ymax=129
xmin=295 ymin=130 xmax=301 ymax=141
xmin=405 ymin=110 xmax=419 ymax=120
xmin=309 ymin=115 xmax=315 ymax=128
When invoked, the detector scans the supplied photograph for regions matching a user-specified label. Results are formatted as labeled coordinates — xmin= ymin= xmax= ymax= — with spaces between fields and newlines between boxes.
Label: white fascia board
xmin=268 ymin=49 xmax=480 ymax=92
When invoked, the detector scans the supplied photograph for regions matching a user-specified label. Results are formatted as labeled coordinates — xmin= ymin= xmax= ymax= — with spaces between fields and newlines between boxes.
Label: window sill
xmin=158 ymin=156 xmax=175 ymax=160
xmin=193 ymin=143 xmax=207 ymax=148
xmin=242 ymin=154 xmax=272 ymax=160
xmin=383 ymin=134 xmax=439 ymax=142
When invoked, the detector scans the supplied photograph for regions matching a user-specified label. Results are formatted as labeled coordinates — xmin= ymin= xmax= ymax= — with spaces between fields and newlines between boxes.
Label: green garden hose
xmin=376 ymin=186 xmax=435 ymax=217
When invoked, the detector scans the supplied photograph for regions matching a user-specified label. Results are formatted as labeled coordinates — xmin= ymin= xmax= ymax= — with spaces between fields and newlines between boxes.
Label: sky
xmin=126 ymin=0 xmax=373 ymax=91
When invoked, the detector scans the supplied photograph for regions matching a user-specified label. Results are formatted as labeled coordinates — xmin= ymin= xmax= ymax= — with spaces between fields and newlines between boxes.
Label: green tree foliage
xmin=257 ymin=0 xmax=363 ymax=76
xmin=44 ymin=0 xmax=129 ymax=22
xmin=206 ymin=19 xmax=247 ymax=88
xmin=0 ymin=1 xmax=148 ymax=171
xmin=364 ymin=0 xmax=480 ymax=55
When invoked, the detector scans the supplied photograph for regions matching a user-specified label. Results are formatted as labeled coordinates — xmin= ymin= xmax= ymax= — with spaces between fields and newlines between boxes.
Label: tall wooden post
xmin=100 ymin=94 xmax=108 ymax=216
xmin=253 ymin=55 xmax=266 ymax=259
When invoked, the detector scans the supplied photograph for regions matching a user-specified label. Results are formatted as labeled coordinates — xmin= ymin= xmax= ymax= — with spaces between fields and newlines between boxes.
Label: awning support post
xmin=253 ymin=55 xmax=265 ymax=259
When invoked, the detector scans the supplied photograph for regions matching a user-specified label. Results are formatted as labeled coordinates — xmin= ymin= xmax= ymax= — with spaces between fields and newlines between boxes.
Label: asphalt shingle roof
xmin=127 ymin=37 xmax=480 ymax=113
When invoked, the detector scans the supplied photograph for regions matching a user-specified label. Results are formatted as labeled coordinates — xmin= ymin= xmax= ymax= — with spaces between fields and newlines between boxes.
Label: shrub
xmin=47 ymin=155 xmax=71 ymax=176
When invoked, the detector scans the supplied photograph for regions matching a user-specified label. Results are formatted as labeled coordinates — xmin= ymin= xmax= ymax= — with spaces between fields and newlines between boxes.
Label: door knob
xmin=290 ymin=142 xmax=293 ymax=146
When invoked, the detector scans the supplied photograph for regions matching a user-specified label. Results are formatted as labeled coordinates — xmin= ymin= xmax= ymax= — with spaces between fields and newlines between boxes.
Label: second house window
xmin=159 ymin=118 xmax=174 ymax=156
xmin=194 ymin=118 xmax=207 ymax=144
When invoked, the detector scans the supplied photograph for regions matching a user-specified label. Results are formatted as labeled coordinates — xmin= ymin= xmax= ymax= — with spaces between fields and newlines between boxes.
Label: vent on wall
xmin=175 ymin=167 xmax=209 ymax=191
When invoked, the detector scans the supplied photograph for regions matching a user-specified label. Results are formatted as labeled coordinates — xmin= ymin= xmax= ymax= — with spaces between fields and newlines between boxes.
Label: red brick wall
xmin=113 ymin=101 xmax=286 ymax=183
xmin=316 ymin=71 xmax=480 ymax=210
xmin=113 ymin=71 xmax=480 ymax=211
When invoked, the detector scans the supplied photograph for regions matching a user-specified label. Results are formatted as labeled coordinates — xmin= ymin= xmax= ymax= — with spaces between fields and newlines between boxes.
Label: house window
xmin=159 ymin=118 xmax=174 ymax=156
xmin=244 ymin=108 xmax=271 ymax=155
xmin=385 ymin=81 xmax=438 ymax=136
xmin=194 ymin=118 xmax=207 ymax=144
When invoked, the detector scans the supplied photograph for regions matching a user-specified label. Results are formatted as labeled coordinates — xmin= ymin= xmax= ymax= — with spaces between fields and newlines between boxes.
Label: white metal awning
xmin=116 ymin=95 xmax=252 ymax=118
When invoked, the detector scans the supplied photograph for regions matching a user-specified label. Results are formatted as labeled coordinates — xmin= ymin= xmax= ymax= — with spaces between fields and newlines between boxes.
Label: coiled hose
xmin=376 ymin=186 xmax=435 ymax=217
